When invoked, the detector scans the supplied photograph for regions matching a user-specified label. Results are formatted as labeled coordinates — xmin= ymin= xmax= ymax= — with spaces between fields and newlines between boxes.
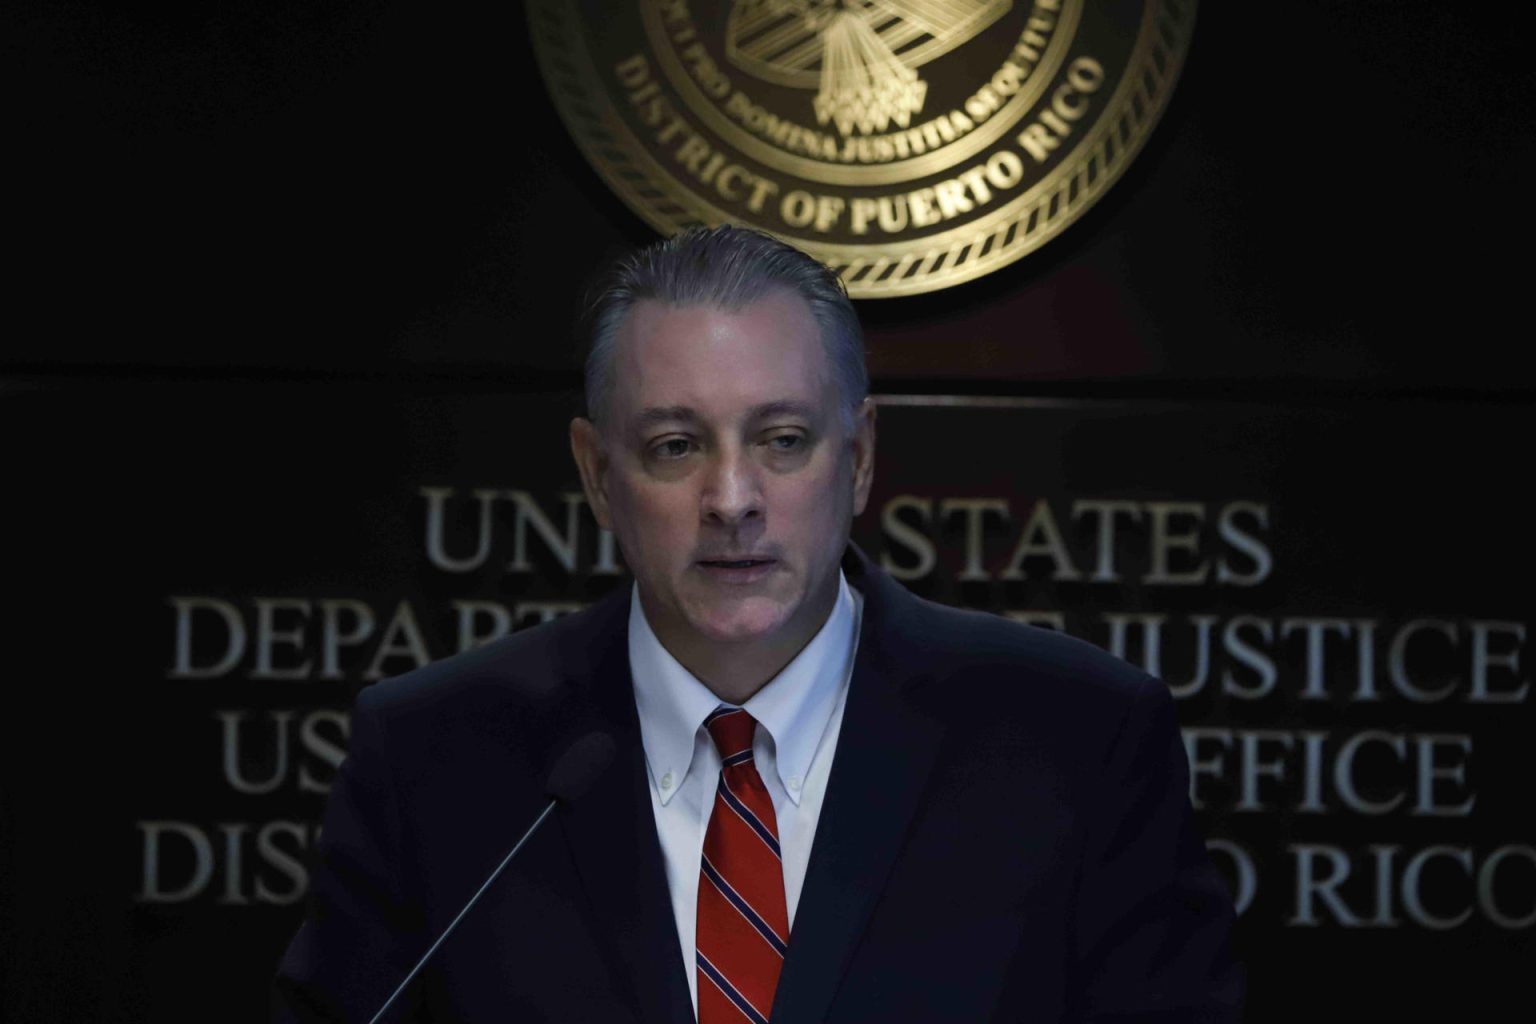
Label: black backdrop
xmin=7 ymin=2 xmax=1534 ymax=1021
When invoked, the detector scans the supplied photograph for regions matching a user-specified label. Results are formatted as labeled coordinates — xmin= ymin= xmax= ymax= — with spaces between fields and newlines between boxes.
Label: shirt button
xmin=660 ymin=772 xmax=674 ymax=790
xmin=787 ymin=776 xmax=802 ymax=792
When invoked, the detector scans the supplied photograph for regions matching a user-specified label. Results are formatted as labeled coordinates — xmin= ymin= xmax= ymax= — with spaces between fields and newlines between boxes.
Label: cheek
xmin=778 ymin=470 xmax=851 ymax=539
xmin=617 ymin=480 xmax=698 ymax=558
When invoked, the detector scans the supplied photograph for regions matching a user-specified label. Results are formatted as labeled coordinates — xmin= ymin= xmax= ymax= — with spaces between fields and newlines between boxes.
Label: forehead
xmin=609 ymin=290 xmax=835 ymax=422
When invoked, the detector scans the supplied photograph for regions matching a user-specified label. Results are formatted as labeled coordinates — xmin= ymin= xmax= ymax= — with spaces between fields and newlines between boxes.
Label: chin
xmin=685 ymin=596 xmax=794 ymax=645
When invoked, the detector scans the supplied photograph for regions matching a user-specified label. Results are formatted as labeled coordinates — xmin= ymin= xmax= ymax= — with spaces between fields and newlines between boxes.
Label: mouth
xmin=695 ymin=557 xmax=778 ymax=582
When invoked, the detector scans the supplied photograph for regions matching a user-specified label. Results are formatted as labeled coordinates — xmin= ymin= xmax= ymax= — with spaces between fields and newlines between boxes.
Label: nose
xmin=700 ymin=444 xmax=764 ymax=526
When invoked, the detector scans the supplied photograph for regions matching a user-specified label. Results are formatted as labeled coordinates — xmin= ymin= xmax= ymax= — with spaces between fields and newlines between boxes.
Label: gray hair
xmin=581 ymin=224 xmax=868 ymax=430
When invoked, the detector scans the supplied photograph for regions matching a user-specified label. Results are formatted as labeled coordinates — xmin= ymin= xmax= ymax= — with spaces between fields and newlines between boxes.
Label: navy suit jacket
xmin=274 ymin=546 xmax=1244 ymax=1022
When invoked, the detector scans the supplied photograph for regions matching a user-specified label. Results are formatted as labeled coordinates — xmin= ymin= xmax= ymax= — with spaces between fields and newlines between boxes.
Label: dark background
xmin=6 ymin=1 xmax=1534 ymax=1020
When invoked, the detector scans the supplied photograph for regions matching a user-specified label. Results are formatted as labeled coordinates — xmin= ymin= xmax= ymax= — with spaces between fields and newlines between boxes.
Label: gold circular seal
xmin=529 ymin=0 xmax=1195 ymax=298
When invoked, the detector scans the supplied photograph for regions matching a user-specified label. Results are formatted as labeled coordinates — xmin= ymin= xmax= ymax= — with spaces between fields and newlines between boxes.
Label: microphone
xmin=544 ymin=730 xmax=618 ymax=803
xmin=366 ymin=730 xmax=616 ymax=1024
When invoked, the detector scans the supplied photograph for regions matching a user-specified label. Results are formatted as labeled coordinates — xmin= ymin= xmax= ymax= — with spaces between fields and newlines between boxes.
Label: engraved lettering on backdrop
xmin=145 ymin=484 xmax=1533 ymax=926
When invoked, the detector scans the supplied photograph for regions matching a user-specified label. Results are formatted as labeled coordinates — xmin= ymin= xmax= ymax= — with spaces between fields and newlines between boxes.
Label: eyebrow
xmin=631 ymin=400 xmax=820 ymax=432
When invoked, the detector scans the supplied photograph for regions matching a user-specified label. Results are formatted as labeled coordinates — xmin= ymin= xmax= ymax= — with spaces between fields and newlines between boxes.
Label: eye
xmin=650 ymin=437 xmax=692 ymax=460
xmin=765 ymin=431 xmax=806 ymax=452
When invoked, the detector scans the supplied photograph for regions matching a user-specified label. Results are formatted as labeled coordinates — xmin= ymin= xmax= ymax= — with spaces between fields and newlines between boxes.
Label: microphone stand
xmin=366 ymin=800 xmax=557 ymax=1024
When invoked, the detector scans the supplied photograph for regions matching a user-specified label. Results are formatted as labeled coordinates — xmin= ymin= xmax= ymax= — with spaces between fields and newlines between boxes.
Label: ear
xmin=849 ymin=397 xmax=877 ymax=516
xmin=569 ymin=417 xmax=614 ymax=530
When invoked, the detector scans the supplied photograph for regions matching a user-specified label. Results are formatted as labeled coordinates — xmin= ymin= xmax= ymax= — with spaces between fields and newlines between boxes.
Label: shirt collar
xmin=628 ymin=571 xmax=860 ymax=807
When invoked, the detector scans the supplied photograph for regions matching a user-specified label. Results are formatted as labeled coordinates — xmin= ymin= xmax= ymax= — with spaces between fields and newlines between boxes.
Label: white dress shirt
xmin=628 ymin=572 xmax=863 ymax=1017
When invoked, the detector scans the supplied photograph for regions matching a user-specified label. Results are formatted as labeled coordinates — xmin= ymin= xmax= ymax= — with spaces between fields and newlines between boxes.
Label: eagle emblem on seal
xmin=726 ymin=1 xmax=1013 ymax=135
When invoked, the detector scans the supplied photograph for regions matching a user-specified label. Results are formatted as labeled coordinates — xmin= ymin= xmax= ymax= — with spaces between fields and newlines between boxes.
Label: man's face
xmin=571 ymin=289 xmax=875 ymax=663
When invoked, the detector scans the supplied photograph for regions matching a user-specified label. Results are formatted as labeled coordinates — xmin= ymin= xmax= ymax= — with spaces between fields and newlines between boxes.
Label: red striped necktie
xmin=696 ymin=706 xmax=789 ymax=1024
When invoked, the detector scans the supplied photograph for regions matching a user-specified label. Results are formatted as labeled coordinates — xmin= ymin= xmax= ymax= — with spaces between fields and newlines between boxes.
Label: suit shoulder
xmin=887 ymin=594 xmax=1176 ymax=786
xmin=354 ymin=591 xmax=626 ymax=725
xmin=899 ymin=593 xmax=1162 ymax=709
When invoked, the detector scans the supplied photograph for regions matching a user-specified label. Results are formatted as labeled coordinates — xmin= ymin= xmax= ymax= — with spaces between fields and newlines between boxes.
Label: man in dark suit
xmin=275 ymin=226 xmax=1244 ymax=1022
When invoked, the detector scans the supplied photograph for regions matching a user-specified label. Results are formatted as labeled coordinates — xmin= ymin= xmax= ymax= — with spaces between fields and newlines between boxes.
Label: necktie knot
xmin=705 ymin=706 xmax=757 ymax=765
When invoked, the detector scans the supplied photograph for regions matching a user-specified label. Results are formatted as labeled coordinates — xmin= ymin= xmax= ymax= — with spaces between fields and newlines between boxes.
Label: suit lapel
xmin=771 ymin=549 xmax=946 ymax=1024
xmin=554 ymin=590 xmax=695 ymax=1024
xmin=553 ymin=549 xmax=945 ymax=1024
